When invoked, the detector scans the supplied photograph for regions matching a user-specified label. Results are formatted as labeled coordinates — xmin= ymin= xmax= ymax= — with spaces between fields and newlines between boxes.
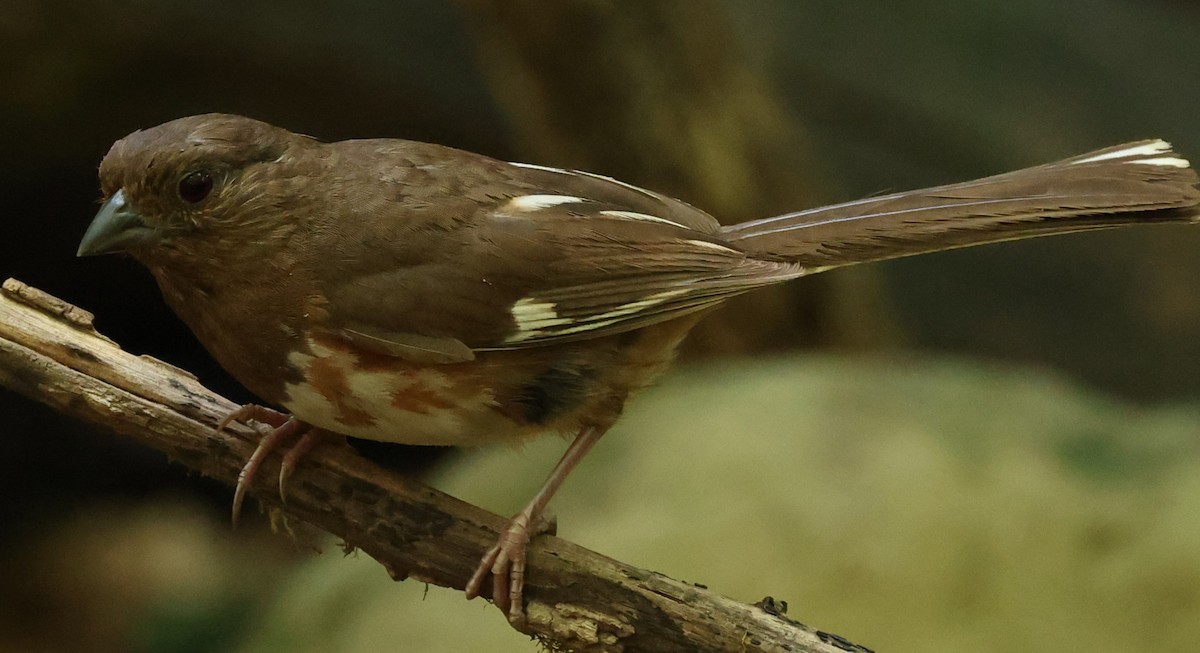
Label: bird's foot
xmin=217 ymin=404 xmax=324 ymax=525
xmin=465 ymin=511 xmax=557 ymax=624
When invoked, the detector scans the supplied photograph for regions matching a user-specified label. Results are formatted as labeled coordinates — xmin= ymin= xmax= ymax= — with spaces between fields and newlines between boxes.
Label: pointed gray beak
xmin=77 ymin=189 xmax=156 ymax=256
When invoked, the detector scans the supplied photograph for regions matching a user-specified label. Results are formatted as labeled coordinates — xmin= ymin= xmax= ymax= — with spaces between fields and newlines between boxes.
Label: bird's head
xmin=78 ymin=113 xmax=305 ymax=263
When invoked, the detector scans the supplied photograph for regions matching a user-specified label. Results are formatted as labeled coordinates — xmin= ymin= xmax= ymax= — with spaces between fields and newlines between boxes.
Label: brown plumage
xmin=79 ymin=114 xmax=1200 ymax=621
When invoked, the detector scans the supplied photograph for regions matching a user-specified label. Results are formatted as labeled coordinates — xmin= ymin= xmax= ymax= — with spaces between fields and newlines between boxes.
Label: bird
xmin=77 ymin=114 xmax=1200 ymax=622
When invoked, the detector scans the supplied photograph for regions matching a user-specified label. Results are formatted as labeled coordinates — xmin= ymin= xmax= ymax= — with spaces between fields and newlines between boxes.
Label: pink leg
xmin=217 ymin=404 xmax=313 ymax=525
xmin=465 ymin=425 xmax=607 ymax=623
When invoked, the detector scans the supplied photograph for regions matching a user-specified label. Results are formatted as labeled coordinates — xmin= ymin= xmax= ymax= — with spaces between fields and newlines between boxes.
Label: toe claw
xmin=231 ymin=474 xmax=249 ymax=526
xmin=219 ymin=404 xmax=316 ymax=526
xmin=466 ymin=513 xmax=539 ymax=621
xmin=278 ymin=429 xmax=326 ymax=505
xmin=465 ymin=548 xmax=493 ymax=600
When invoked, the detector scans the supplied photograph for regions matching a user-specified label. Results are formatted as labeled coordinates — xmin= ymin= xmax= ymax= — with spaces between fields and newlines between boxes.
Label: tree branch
xmin=0 ymin=278 xmax=872 ymax=653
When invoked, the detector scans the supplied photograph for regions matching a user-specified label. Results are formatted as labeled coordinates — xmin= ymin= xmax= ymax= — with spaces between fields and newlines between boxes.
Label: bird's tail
xmin=722 ymin=140 xmax=1200 ymax=270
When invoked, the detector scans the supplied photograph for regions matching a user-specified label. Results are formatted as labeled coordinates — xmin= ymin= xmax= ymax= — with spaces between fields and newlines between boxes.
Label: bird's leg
xmin=218 ymin=404 xmax=317 ymax=525
xmin=465 ymin=425 xmax=606 ymax=623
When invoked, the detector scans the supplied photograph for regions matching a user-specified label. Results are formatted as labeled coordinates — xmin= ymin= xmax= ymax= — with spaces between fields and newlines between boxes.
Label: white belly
xmin=280 ymin=337 xmax=521 ymax=446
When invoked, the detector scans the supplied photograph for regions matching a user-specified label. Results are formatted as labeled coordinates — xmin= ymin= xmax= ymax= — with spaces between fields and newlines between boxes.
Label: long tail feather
xmin=723 ymin=140 xmax=1200 ymax=269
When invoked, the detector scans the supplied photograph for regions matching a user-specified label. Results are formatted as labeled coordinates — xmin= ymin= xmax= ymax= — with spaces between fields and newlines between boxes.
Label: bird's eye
xmin=178 ymin=171 xmax=213 ymax=204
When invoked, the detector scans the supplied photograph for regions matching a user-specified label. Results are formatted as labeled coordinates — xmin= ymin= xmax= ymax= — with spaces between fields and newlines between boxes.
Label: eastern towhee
xmin=77 ymin=114 xmax=1200 ymax=622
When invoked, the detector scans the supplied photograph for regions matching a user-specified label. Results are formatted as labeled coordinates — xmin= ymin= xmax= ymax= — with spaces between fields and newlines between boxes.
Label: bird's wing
xmin=319 ymin=196 xmax=801 ymax=363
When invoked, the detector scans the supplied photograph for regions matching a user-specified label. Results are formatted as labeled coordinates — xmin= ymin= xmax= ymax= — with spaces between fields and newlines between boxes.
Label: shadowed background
xmin=2 ymin=1 xmax=1199 ymax=651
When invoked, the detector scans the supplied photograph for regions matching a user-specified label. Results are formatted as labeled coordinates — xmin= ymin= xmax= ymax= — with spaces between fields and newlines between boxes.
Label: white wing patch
xmin=572 ymin=169 xmax=663 ymax=196
xmin=509 ymin=298 xmax=573 ymax=332
xmin=499 ymin=195 xmax=694 ymax=228
xmin=504 ymin=194 xmax=588 ymax=212
xmin=599 ymin=209 xmax=689 ymax=229
xmin=509 ymin=161 xmax=669 ymax=200
xmin=506 ymin=288 xmax=690 ymax=343
xmin=509 ymin=161 xmax=571 ymax=175
xmin=684 ymin=239 xmax=740 ymax=253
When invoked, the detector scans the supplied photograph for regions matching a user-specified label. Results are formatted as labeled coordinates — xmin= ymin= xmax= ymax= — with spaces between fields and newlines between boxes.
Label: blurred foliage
xmin=458 ymin=0 xmax=883 ymax=355
xmin=0 ymin=500 xmax=302 ymax=653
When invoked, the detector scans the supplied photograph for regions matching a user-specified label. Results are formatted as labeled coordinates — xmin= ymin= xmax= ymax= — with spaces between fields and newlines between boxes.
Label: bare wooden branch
xmin=0 ymin=278 xmax=871 ymax=653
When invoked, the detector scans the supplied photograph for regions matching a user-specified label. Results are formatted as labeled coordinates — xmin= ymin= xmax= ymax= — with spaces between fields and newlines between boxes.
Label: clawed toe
xmin=218 ymin=404 xmax=290 ymax=432
xmin=466 ymin=528 xmax=528 ymax=622
xmin=465 ymin=510 xmax=563 ymax=624
xmin=278 ymin=429 xmax=328 ymax=503
xmin=218 ymin=404 xmax=319 ymax=525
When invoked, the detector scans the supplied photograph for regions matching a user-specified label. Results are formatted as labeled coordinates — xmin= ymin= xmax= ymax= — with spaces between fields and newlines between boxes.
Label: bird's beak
xmin=77 ymin=189 xmax=156 ymax=256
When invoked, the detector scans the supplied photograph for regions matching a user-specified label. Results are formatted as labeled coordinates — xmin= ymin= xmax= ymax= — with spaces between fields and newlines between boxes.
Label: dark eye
xmin=178 ymin=170 xmax=213 ymax=203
